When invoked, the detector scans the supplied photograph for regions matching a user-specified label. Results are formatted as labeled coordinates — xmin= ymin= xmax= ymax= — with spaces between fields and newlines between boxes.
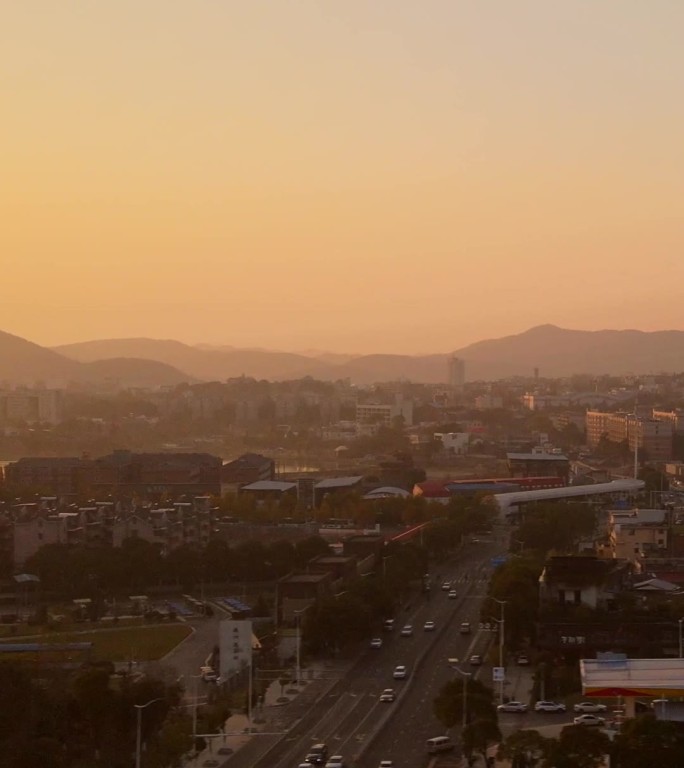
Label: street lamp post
xmin=678 ymin=617 xmax=684 ymax=659
xmin=134 ymin=698 xmax=164 ymax=768
xmin=294 ymin=606 xmax=313 ymax=685
xmin=448 ymin=659 xmax=472 ymax=731
xmin=190 ymin=674 xmax=203 ymax=744
xmin=491 ymin=598 xmax=507 ymax=704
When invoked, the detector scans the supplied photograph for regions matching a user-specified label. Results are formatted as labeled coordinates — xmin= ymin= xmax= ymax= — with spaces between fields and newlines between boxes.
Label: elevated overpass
xmin=493 ymin=478 xmax=645 ymax=517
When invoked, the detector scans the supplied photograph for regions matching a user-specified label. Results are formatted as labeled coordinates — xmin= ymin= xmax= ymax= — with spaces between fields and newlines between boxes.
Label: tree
xmin=638 ymin=466 xmax=669 ymax=494
xmin=515 ymin=503 xmax=598 ymax=555
xmin=497 ymin=730 xmax=550 ymax=768
xmin=612 ymin=714 xmax=684 ymax=768
xmin=294 ymin=536 xmax=331 ymax=568
xmin=486 ymin=556 xmax=542 ymax=649
xmin=463 ymin=718 xmax=501 ymax=761
xmin=545 ymin=725 xmax=611 ymax=768
xmin=303 ymin=593 xmax=372 ymax=654
xmin=433 ymin=677 xmax=497 ymax=729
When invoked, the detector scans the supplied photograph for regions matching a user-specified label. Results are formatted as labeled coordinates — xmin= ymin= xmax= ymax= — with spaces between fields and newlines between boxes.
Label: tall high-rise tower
xmin=447 ymin=357 xmax=465 ymax=391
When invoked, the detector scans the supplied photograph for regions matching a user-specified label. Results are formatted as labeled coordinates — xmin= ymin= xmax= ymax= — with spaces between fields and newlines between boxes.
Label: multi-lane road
xmin=358 ymin=543 xmax=500 ymax=768
xmin=246 ymin=537 xmax=505 ymax=768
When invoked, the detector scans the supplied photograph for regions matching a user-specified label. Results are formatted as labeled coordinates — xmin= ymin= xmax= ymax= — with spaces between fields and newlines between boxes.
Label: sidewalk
xmin=506 ymin=664 xmax=536 ymax=705
xmin=185 ymin=660 xmax=350 ymax=767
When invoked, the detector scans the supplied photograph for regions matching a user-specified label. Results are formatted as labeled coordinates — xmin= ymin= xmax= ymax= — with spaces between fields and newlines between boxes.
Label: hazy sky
xmin=3 ymin=1 xmax=683 ymax=354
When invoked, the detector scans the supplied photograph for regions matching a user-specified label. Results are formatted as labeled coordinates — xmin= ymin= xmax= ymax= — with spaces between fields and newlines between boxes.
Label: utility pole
xmin=134 ymin=698 xmax=164 ymax=768
xmin=491 ymin=598 xmax=507 ymax=704
xmin=448 ymin=659 xmax=472 ymax=731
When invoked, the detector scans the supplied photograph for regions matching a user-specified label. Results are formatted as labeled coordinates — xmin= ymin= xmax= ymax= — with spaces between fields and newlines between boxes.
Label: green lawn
xmin=0 ymin=622 xmax=192 ymax=662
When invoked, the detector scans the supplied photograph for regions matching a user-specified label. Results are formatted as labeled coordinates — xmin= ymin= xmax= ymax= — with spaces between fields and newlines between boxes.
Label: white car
xmin=459 ymin=621 xmax=471 ymax=634
xmin=441 ymin=582 xmax=452 ymax=591
xmin=535 ymin=701 xmax=566 ymax=713
xmin=469 ymin=654 xmax=483 ymax=666
xmin=324 ymin=757 xmax=345 ymax=768
xmin=573 ymin=714 xmax=606 ymax=726
xmin=424 ymin=620 xmax=436 ymax=631
xmin=370 ymin=637 xmax=383 ymax=649
xmin=393 ymin=665 xmax=407 ymax=679
xmin=448 ymin=590 xmax=458 ymax=599
xmin=497 ymin=701 xmax=528 ymax=713
xmin=574 ymin=702 xmax=608 ymax=713
xmin=400 ymin=624 xmax=413 ymax=637
xmin=379 ymin=688 xmax=396 ymax=703
xmin=379 ymin=762 xmax=394 ymax=768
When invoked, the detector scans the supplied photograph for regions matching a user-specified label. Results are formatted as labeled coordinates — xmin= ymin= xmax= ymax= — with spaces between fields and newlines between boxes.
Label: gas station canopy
xmin=581 ymin=657 xmax=684 ymax=698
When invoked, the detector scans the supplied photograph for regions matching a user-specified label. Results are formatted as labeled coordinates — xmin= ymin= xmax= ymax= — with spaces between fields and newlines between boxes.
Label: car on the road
xmin=305 ymin=744 xmax=329 ymax=765
xmin=393 ymin=665 xmax=407 ymax=679
xmin=448 ymin=590 xmax=458 ymax=599
xmin=370 ymin=637 xmax=383 ymax=649
xmin=497 ymin=701 xmax=528 ymax=713
xmin=379 ymin=688 xmax=396 ymax=702
xmin=400 ymin=624 xmax=413 ymax=637
xmin=459 ymin=621 xmax=471 ymax=634
xmin=383 ymin=618 xmax=395 ymax=631
xmin=441 ymin=581 xmax=452 ymax=591
xmin=423 ymin=620 xmax=436 ymax=631
xmin=535 ymin=701 xmax=566 ymax=713
xmin=516 ymin=654 xmax=530 ymax=666
xmin=201 ymin=667 xmax=219 ymax=682
xmin=573 ymin=714 xmax=606 ymax=726
xmin=324 ymin=756 xmax=345 ymax=768
xmin=379 ymin=762 xmax=394 ymax=768
xmin=574 ymin=702 xmax=608 ymax=713
xmin=469 ymin=654 xmax=483 ymax=666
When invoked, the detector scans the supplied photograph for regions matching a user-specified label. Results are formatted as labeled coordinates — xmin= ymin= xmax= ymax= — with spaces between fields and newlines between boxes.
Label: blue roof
xmin=0 ymin=642 xmax=92 ymax=652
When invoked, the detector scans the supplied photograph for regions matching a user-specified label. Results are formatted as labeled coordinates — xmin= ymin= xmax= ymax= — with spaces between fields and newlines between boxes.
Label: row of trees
xmin=302 ymin=540 xmax=428 ymax=654
xmin=24 ymin=535 xmax=331 ymax=598
xmin=0 ymin=662 xmax=204 ymax=768
xmin=433 ymin=676 xmax=501 ymax=761
xmin=498 ymin=717 xmax=684 ymax=768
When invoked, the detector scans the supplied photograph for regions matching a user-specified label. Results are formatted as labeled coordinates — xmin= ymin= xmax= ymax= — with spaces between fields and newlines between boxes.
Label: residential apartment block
xmin=6 ymin=450 xmax=223 ymax=497
xmin=601 ymin=508 xmax=669 ymax=562
xmin=585 ymin=410 xmax=674 ymax=461
xmin=0 ymin=388 xmax=63 ymax=425
xmin=355 ymin=394 xmax=413 ymax=429
xmin=447 ymin=357 xmax=465 ymax=391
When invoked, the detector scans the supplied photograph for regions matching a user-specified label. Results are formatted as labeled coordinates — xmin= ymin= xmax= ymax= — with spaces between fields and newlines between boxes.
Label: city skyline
xmin=3 ymin=1 xmax=684 ymax=354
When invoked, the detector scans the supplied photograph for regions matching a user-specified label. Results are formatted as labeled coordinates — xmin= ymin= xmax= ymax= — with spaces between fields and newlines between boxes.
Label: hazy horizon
xmin=3 ymin=2 xmax=684 ymax=354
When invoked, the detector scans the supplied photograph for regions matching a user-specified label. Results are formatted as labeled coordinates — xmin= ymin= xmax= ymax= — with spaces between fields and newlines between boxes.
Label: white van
xmin=426 ymin=736 xmax=454 ymax=754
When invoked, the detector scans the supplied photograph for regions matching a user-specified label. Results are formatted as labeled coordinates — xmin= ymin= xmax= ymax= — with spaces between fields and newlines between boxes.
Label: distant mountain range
xmin=1 ymin=325 xmax=684 ymax=389
xmin=0 ymin=330 xmax=192 ymax=388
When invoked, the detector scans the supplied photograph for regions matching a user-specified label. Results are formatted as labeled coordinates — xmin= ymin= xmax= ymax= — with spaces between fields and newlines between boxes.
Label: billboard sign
xmin=219 ymin=619 xmax=253 ymax=679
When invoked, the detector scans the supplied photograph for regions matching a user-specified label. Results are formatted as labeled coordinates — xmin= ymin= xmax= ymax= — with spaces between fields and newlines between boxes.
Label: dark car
xmin=305 ymin=744 xmax=329 ymax=765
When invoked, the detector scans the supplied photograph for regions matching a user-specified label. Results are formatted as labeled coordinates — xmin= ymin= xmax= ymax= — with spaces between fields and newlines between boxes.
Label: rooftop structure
xmin=581 ymin=657 xmax=684 ymax=698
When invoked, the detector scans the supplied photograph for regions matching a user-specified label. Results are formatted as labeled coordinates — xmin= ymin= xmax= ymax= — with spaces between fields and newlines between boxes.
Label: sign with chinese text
xmin=219 ymin=619 xmax=253 ymax=679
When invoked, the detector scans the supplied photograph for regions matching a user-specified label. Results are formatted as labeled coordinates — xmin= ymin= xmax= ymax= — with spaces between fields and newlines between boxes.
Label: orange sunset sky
xmin=2 ymin=1 xmax=683 ymax=354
